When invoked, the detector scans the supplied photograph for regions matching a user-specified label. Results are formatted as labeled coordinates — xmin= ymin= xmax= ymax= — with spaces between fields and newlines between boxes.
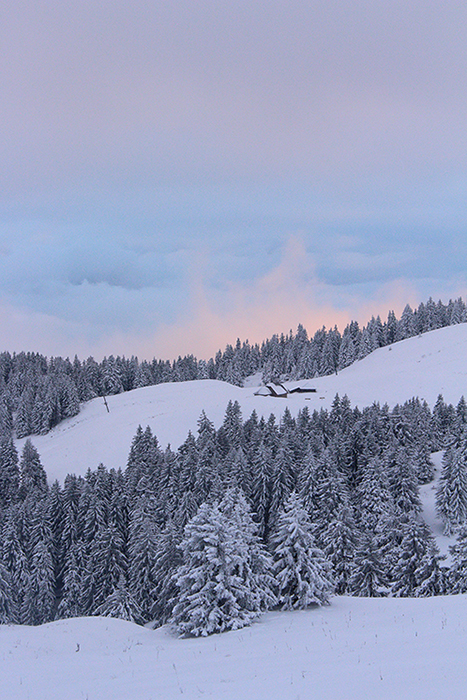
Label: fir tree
xmin=349 ymin=533 xmax=390 ymax=597
xmin=0 ymin=436 xmax=19 ymax=510
xmin=127 ymin=495 xmax=159 ymax=620
xmin=436 ymin=440 xmax=467 ymax=535
xmin=391 ymin=518 xmax=439 ymax=597
xmin=21 ymin=501 xmax=56 ymax=625
xmin=0 ymin=560 xmax=16 ymax=624
xmin=58 ymin=540 xmax=87 ymax=619
xmin=322 ymin=505 xmax=359 ymax=595
xmin=94 ymin=574 xmax=144 ymax=624
xmin=151 ymin=520 xmax=183 ymax=626
xmin=449 ymin=525 xmax=467 ymax=593
xmin=171 ymin=495 xmax=274 ymax=637
xmin=18 ymin=439 xmax=48 ymax=502
xmin=270 ymin=493 xmax=333 ymax=609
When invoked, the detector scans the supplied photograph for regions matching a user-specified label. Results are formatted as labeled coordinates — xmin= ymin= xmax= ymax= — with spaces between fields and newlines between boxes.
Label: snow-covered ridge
xmin=15 ymin=323 xmax=467 ymax=483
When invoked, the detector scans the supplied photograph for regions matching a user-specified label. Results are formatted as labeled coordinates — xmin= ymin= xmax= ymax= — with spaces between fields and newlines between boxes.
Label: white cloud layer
xmin=1 ymin=2 xmax=466 ymax=357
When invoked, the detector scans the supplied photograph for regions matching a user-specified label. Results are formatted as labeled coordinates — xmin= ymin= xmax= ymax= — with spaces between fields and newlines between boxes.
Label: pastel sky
xmin=1 ymin=1 xmax=467 ymax=360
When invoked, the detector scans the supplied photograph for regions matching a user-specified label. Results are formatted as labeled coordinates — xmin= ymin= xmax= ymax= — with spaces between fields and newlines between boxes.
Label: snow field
xmin=2 ymin=595 xmax=467 ymax=700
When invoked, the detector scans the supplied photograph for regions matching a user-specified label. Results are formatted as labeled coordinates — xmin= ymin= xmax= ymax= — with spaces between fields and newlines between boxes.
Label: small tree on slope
xmin=270 ymin=492 xmax=334 ymax=609
xmin=449 ymin=525 xmax=467 ymax=593
xmin=391 ymin=518 xmax=441 ymax=597
xmin=94 ymin=574 xmax=144 ymax=624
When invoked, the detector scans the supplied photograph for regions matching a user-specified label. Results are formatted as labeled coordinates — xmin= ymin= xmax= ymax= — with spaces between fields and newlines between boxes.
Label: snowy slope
xmin=2 ymin=595 xmax=467 ymax=700
xmin=306 ymin=322 xmax=467 ymax=410
xmin=15 ymin=323 xmax=467 ymax=483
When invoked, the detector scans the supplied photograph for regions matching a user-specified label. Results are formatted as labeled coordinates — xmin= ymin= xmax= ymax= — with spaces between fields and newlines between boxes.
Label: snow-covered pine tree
xmin=171 ymin=493 xmax=274 ymax=637
xmin=151 ymin=519 xmax=183 ymax=626
xmin=219 ymin=488 xmax=275 ymax=612
xmin=1 ymin=505 xmax=29 ymax=619
xmin=415 ymin=551 xmax=447 ymax=597
xmin=93 ymin=574 xmax=144 ymax=624
xmin=0 ymin=436 xmax=19 ymax=511
xmin=0 ymin=559 xmax=16 ymax=624
xmin=449 ymin=525 xmax=467 ymax=593
xmin=84 ymin=522 xmax=127 ymax=614
xmin=21 ymin=500 xmax=56 ymax=625
xmin=432 ymin=394 xmax=456 ymax=450
xmin=58 ymin=540 xmax=87 ymax=619
xmin=390 ymin=518 xmax=440 ymax=597
xmin=387 ymin=446 xmax=422 ymax=516
xmin=250 ymin=440 xmax=273 ymax=539
xmin=337 ymin=331 xmax=356 ymax=370
xmin=270 ymin=492 xmax=333 ymax=609
xmin=18 ymin=439 xmax=48 ymax=502
xmin=194 ymin=411 xmax=217 ymax=504
xmin=412 ymin=443 xmax=435 ymax=484
xmin=127 ymin=494 xmax=159 ymax=620
xmin=436 ymin=439 xmax=467 ymax=535
xmin=354 ymin=456 xmax=395 ymax=533
xmin=268 ymin=440 xmax=296 ymax=531
xmin=311 ymin=447 xmax=350 ymax=545
xmin=322 ymin=505 xmax=359 ymax=595
xmin=348 ymin=533 xmax=390 ymax=597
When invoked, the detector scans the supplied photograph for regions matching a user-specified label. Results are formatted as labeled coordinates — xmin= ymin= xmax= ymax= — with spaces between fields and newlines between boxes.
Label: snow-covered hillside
xmin=2 ymin=595 xmax=467 ymax=700
xmin=5 ymin=323 xmax=467 ymax=700
xmin=16 ymin=323 xmax=467 ymax=483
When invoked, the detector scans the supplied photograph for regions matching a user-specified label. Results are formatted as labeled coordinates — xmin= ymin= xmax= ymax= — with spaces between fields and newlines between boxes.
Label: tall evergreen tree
xmin=0 ymin=436 xmax=19 ymax=511
xmin=436 ymin=440 xmax=467 ymax=535
xmin=151 ymin=520 xmax=183 ymax=626
xmin=127 ymin=495 xmax=159 ymax=620
xmin=349 ymin=533 xmax=390 ymax=597
xmin=270 ymin=493 xmax=333 ymax=609
xmin=322 ymin=505 xmax=359 ymax=595
xmin=18 ymin=439 xmax=48 ymax=502
xmin=0 ymin=560 xmax=16 ymax=624
xmin=171 ymin=494 xmax=274 ymax=637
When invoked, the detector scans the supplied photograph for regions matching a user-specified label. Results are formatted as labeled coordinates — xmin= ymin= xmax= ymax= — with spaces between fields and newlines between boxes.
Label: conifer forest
xmin=1 ymin=296 xmax=467 ymax=636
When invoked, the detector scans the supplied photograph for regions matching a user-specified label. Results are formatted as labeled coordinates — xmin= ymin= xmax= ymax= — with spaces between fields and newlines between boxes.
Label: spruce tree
xmin=151 ymin=520 xmax=183 ymax=626
xmin=0 ymin=560 xmax=16 ymax=624
xmin=0 ymin=436 xmax=19 ymax=510
xmin=18 ymin=439 xmax=48 ymax=502
xmin=391 ymin=518 xmax=439 ymax=597
xmin=449 ymin=525 xmax=467 ymax=593
xmin=349 ymin=533 xmax=390 ymax=597
xmin=270 ymin=493 xmax=333 ymax=609
xmin=94 ymin=574 xmax=144 ymax=624
xmin=58 ymin=540 xmax=87 ymax=619
xmin=127 ymin=495 xmax=159 ymax=620
xmin=21 ymin=501 xmax=56 ymax=625
xmin=171 ymin=494 xmax=274 ymax=637
xmin=322 ymin=505 xmax=359 ymax=595
xmin=436 ymin=441 xmax=467 ymax=535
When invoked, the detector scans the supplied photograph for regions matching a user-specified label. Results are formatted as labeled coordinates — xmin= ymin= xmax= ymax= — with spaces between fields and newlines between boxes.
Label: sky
xmin=1 ymin=1 xmax=467 ymax=361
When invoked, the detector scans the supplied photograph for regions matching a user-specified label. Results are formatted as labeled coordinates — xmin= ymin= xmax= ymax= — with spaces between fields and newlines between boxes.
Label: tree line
xmin=0 ymin=295 xmax=466 ymax=440
xmin=2 ymin=391 xmax=467 ymax=634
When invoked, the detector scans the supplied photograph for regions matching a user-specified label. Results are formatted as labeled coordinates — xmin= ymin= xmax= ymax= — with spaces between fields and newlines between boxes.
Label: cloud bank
xmin=1 ymin=2 xmax=466 ymax=359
